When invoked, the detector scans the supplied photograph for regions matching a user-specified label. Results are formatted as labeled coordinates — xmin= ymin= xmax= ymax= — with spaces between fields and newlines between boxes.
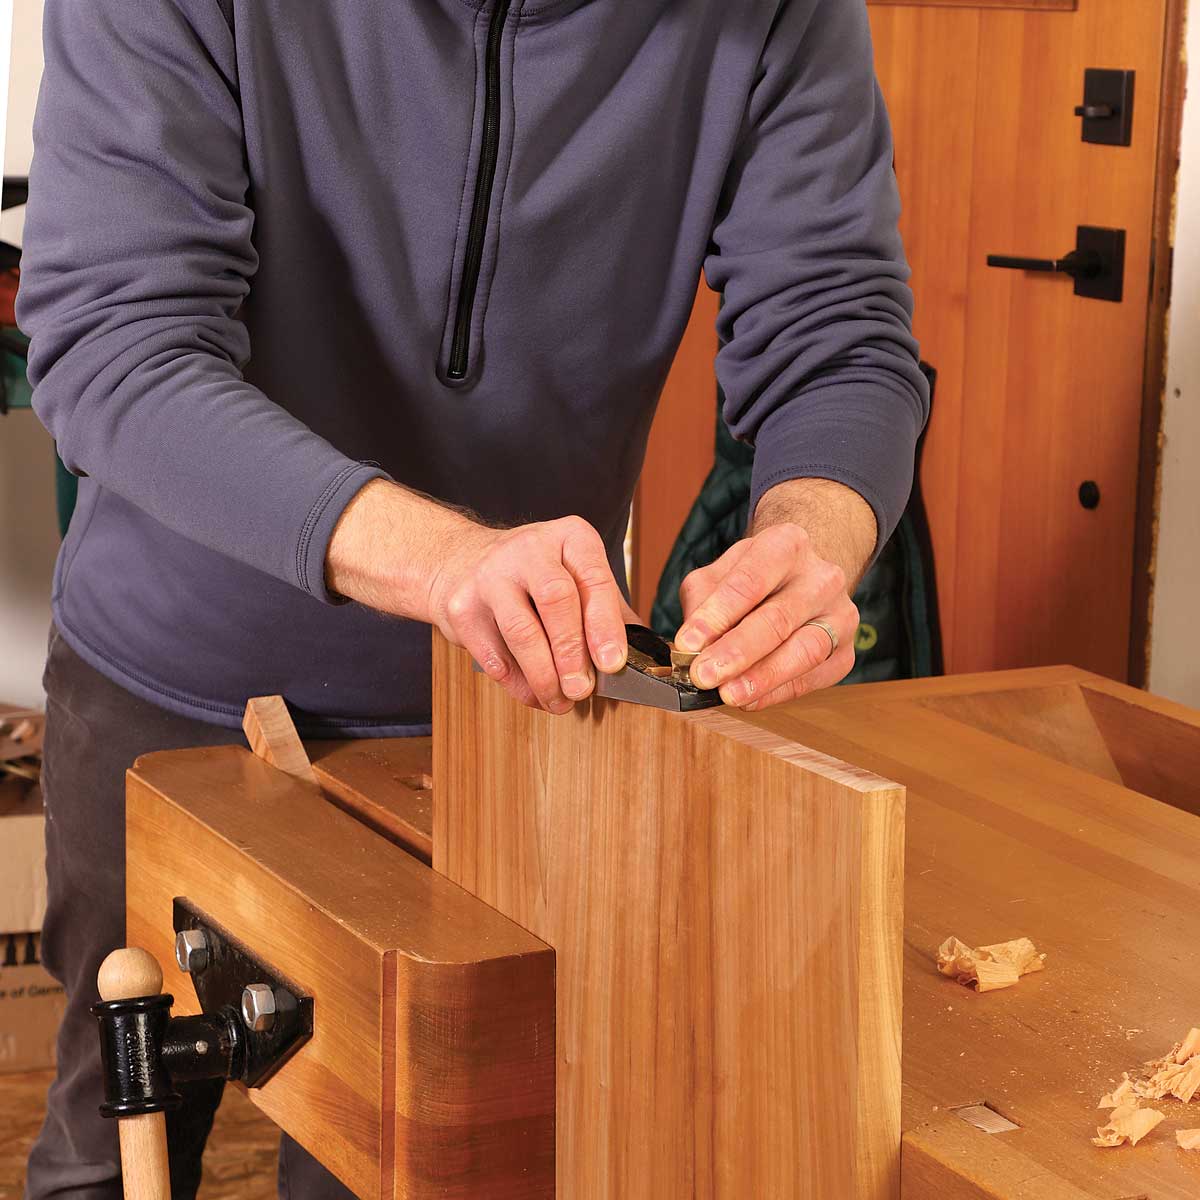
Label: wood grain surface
xmin=241 ymin=697 xmax=318 ymax=787
xmin=114 ymin=663 xmax=1200 ymax=1197
xmin=114 ymin=1115 xmax=170 ymax=1200
xmin=172 ymin=662 xmax=1200 ymax=1196
xmin=739 ymin=667 xmax=1200 ymax=1198
xmin=945 ymin=0 xmax=1169 ymax=678
xmin=125 ymin=746 xmax=554 ymax=1200
xmin=915 ymin=683 xmax=1123 ymax=783
xmin=308 ymin=739 xmax=434 ymax=863
xmin=1079 ymin=681 xmax=1200 ymax=817
xmin=901 ymin=1116 xmax=1097 ymax=1200
xmin=432 ymin=637 xmax=906 ymax=1199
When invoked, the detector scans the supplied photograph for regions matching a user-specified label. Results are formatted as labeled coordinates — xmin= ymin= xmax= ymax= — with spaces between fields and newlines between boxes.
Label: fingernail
xmin=675 ymin=626 xmax=705 ymax=653
xmin=548 ymin=698 xmax=574 ymax=716
xmin=562 ymin=673 xmax=593 ymax=701
xmin=722 ymin=677 xmax=755 ymax=707
xmin=692 ymin=658 xmax=717 ymax=689
xmin=596 ymin=642 xmax=625 ymax=672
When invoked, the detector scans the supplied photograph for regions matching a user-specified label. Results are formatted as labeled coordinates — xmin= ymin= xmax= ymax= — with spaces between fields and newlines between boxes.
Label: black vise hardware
xmin=92 ymin=992 xmax=183 ymax=1119
xmin=172 ymin=898 xmax=313 ymax=1088
xmin=93 ymin=902 xmax=313 ymax=1123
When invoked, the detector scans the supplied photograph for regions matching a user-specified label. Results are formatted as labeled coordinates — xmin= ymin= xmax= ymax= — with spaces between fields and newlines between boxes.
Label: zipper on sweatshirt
xmin=447 ymin=0 xmax=513 ymax=382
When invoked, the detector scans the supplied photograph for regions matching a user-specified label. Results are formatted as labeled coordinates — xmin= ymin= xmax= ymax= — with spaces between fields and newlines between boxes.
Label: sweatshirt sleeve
xmin=703 ymin=0 xmax=929 ymax=551
xmin=17 ymin=0 xmax=387 ymax=602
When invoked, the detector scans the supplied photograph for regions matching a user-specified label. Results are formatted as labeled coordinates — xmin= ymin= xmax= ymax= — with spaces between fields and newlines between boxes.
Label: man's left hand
xmin=673 ymin=479 xmax=876 ymax=711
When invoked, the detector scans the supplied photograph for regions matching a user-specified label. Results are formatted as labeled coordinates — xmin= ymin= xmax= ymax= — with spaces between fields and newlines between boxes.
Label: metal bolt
xmin=241 ymin=984 xmax=277 ymax=1032
xmin=175 ymin=930 xmax=209 ymax=974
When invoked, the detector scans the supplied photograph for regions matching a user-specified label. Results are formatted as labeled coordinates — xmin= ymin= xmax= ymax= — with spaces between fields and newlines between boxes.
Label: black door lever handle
xmin=986 ymin=226 xmax=1124 ymax=302
xmin=986 ymin=249 xmax=1102 ymax=280
xmin=1074 ymin=104 xmax=1116 ymax=120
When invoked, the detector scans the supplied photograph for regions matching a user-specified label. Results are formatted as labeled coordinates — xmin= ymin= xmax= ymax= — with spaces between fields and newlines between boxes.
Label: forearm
xmin=326 ymin=478 xmax=490 ymax=621
xmin=751 ymin=477 xmax=877 ymax=591
xmin=326 ymin=480 xmax=631 ymax=715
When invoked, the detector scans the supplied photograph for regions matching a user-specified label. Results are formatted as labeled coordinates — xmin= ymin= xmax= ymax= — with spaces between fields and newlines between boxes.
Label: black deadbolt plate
xmin=1078 ymin=69 xmax=1135 ymax=148
xmin=173 ymin=897 xmax=313 ymax=1088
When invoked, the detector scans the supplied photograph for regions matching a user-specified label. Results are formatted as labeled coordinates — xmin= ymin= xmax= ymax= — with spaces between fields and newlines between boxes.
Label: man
xmin=19 ymin=0 xmax=927 ymax=1196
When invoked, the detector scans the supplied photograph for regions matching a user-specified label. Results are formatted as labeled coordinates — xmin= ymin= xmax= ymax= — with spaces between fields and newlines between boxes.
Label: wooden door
xmin=635 ymin=0 xmax=1181 ymax=681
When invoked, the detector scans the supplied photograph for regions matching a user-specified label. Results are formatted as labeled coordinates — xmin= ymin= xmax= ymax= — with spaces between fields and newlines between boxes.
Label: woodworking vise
xmin=93 ymin=902 xmax=310 ymax=1130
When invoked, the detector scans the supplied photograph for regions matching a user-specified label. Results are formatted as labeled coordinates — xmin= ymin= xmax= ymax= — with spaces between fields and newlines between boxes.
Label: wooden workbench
xmin=305 ymin=665 xmax=1200 ymax=1198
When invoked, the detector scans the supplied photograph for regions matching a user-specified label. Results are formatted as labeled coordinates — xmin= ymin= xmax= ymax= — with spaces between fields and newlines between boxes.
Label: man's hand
xmin=327 ymin=480 xmax=630 ymax=713
xmin=675 ymin=478 xmax=875 ymax=711
xmin=427 ymin=517 xmax=633 ymax=713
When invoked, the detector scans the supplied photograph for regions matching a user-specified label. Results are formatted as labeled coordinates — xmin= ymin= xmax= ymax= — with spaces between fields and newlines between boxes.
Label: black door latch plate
xmin=1076 ymin=69 xmax=1135 ymax=147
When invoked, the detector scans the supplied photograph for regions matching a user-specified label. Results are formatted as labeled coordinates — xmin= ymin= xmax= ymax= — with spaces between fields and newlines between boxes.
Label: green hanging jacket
xmin=651 ymin=364 xmax=942 ymax=685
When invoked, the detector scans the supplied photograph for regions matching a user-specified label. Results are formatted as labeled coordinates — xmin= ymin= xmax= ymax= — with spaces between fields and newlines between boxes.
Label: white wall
xmin=0 ymin=0 xmax=57 ymax=708
xmin=1149 ymin=0 xmax=1200 ymax=705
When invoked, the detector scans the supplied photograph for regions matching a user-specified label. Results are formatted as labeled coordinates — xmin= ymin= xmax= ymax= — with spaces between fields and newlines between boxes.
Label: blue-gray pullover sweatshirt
xmin=19 ymin=0 xmax=928 ymax=736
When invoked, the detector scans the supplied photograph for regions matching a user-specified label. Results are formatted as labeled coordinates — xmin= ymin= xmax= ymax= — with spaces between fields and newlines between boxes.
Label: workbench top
xmin=308 ymin=664 xmax=1200 ymax=1199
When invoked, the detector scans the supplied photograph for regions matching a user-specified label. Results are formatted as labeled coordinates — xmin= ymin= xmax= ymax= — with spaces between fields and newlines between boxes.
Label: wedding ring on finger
xmin=802 ymin=618 xmax=839 ymax=661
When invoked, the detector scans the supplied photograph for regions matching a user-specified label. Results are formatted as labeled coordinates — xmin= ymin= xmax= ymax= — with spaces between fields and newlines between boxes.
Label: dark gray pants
xmin=24 ymin=628 xmax=357 ymax=1200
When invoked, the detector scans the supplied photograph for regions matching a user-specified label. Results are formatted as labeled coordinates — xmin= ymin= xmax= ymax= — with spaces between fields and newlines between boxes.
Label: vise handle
xmin=95 ymin=950 xmax=173 ymax=1200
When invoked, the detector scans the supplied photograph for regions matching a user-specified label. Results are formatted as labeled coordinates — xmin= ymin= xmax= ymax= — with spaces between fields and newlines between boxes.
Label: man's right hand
xmin=326 ymin=479 xmax=630 ymax=713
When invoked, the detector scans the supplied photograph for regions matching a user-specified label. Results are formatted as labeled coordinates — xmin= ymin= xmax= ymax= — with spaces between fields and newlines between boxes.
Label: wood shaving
xmin=936 ymin=935 xmax=1046 ymax=993
xmin=1099 ymin=1079 xmax=1136 ymax=1109
xmin=1175 ymin=1029 xmax=1200 ymax=1064
xmin=1177 ymin=1128 xmax=1200 ymax=1150
xmin=977 ymin=937 xmax=1045 ymax=975
xmin=1092 ymin=1101 xmax=1166 ymax=1148
xmin=1103 ymin=1029 xmax=1200 ymax=1104
xmin=1131 ymin=1055 xmax=1200 ymax=1103
xmin=972 ymin=959 xmax=1020 ymax=992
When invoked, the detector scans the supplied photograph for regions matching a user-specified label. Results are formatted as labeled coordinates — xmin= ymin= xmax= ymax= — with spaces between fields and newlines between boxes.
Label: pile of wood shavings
xmin=935 ymin=936 xmax=1046 ymax=993
xmin=1094 ymin=1027 xmax=1200 ymax=1150
xmin=1093 ymin=1103 xmax=1165 ymax=1148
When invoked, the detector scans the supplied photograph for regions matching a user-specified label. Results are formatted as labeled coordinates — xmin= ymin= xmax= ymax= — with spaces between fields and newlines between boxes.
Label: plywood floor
xmin=0 ymin=1070 xmax=278 ymax=1199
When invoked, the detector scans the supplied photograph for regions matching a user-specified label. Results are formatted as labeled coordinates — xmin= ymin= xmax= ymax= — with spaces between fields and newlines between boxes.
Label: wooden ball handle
xmin=97 ymin=949 xmax=172 ymax=1200
xmin=97 ymin=947 xmax=163 ymax=1004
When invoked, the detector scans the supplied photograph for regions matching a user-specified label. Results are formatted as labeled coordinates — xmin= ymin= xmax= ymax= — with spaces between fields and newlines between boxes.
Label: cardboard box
xmin=0 ymin=724 xmax=65 ymax=1074
xmin=0 ymin=777 xmax=48 ymax=934
xmin=0 ymin=951 xmax=64 ymax=1073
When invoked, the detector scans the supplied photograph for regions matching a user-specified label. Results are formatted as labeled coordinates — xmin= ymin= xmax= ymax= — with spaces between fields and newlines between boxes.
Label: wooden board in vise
xmin=125 ymin=743 xmax=554 ymax=1200
xmin=431 ymin=636 xmax=907 ymax=1199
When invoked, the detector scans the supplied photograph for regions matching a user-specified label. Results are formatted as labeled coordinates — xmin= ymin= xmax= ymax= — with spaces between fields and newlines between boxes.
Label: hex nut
xmin=241 ymin=983 xmax=277 ymax=1032
xmin=175 ymin=929 xmax=209 ymax=975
